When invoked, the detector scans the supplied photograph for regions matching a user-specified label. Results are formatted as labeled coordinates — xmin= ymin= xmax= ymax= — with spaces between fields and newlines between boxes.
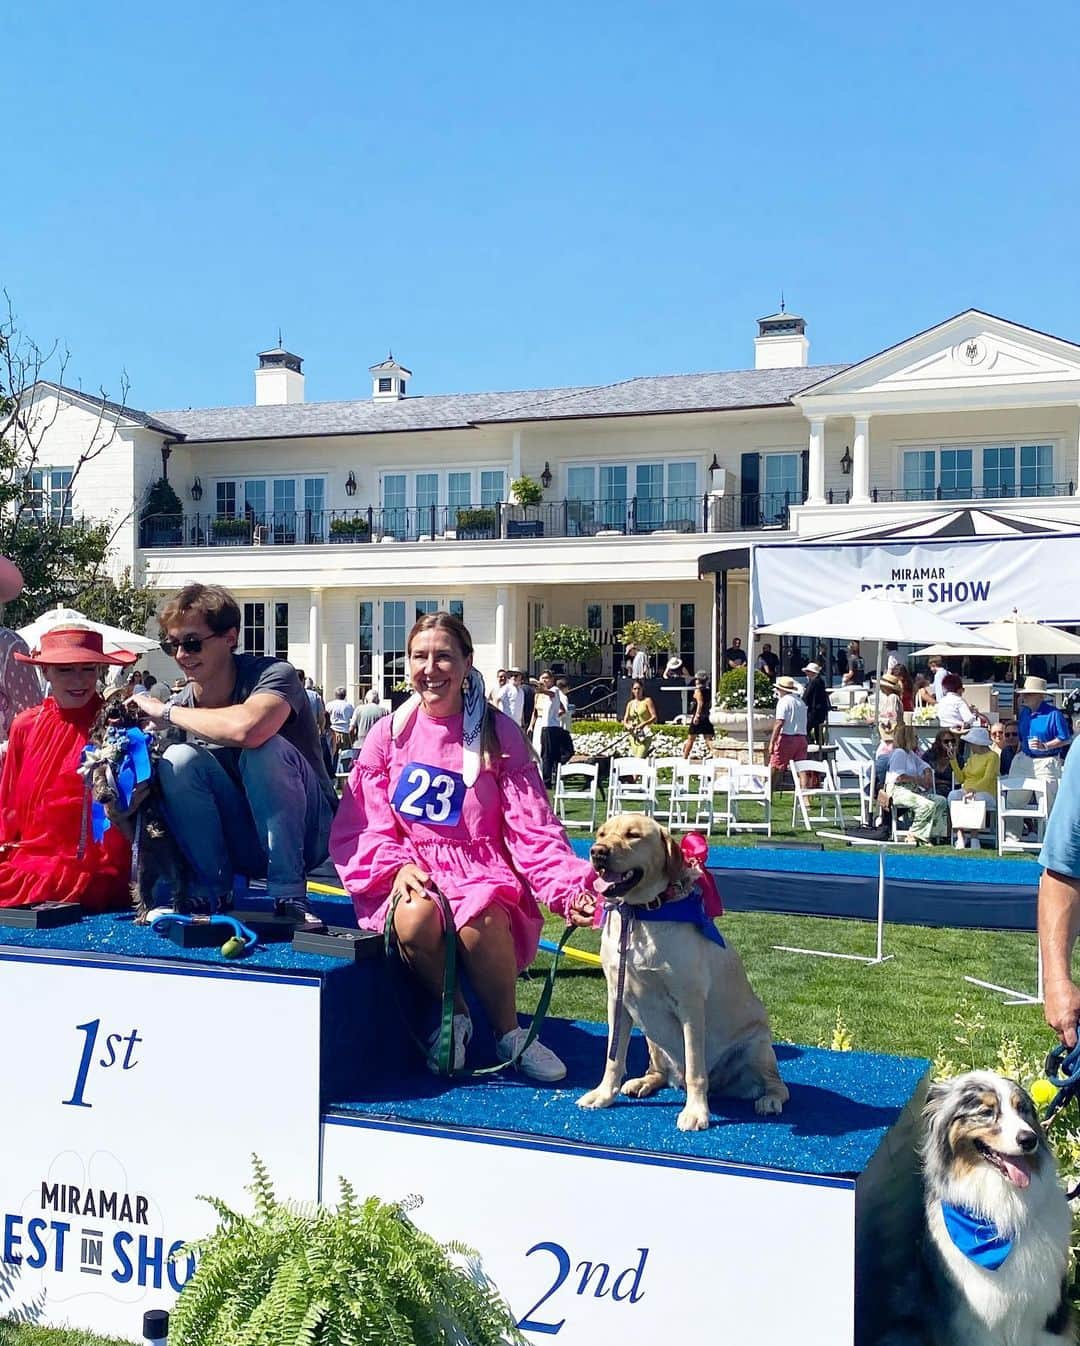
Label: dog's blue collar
xmin=605 ymin=889 xmax=725 ymax=947
xmin=940 ymin=1201 xmax=1014 ymax=1270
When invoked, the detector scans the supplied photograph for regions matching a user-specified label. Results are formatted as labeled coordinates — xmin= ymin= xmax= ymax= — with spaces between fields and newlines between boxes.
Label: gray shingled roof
xmin=150 ymin=363 xmax=848 ymax=442
xmin=40 ymin=381 xmax=178 ymax=435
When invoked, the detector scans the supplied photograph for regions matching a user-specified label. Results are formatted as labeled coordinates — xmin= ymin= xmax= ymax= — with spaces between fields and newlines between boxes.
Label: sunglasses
xmin=160 ymin=632 xmax=225 ymax=657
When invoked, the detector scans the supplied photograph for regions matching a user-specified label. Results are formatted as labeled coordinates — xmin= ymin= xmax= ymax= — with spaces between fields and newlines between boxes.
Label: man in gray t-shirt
xmin=130 ymin=583 xmax=335 ymax=928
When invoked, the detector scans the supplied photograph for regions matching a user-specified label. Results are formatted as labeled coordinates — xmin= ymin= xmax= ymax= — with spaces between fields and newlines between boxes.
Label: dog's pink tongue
xmin=592 ymin=873 xmax=615 ymax=895
xmin=1000 ymin=1153 xmax=1031 ymax=1189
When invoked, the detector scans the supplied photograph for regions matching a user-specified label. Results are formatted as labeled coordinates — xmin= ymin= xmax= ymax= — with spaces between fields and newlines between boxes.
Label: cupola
xmin=254 ymin=343 xmax=305 ymax=404
xmin=754 ymin=308 xmax=810 ymax=369
xmin=369 ymin=353 xmax=412 ymax=401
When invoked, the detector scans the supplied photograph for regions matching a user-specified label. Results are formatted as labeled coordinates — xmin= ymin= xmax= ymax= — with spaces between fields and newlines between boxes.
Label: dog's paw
xmin=621 ymin=1074 xmax=664 ymax=1099
xmin=755 ymin=1093 xmax=785 ymax=1116
xmin=577 ymin=1087 xmax=617 ymax=1111
xmin=676 ymin=1103 xmax=711 ymax=1131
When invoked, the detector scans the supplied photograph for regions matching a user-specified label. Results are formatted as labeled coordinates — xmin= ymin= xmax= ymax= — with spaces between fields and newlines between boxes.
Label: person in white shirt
xmin=489 ymin=668 xmax=508 ymax=707
xmin=929 ymin=657 xmax=951 ymax=703
xmin=349 ymin=689 xmax=389 ymax=749
xmin=498 ymin=669 xmax=526 ymax=726
xmin=529 ymin=671 xmax=567 ymax=787
xmin=885 ymin=722 xmax=948 ymax=845
xmin=325 ymin=685 xmax=356 ymax=765
xmin=630 ymin=645 xmax=650 ymax=680
xmin=768 ymin=675 xmax=809 ymax=788
xmin=935 ymin=673 xmax=979 ymax=733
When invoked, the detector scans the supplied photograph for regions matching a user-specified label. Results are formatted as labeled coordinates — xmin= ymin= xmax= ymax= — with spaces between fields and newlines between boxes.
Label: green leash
xmin=384 ymin=885 xmax=580 ymax=1078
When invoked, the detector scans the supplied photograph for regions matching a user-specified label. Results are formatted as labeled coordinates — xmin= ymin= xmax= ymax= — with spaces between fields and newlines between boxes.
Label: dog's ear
xmin=663 ymin=831 xmax=685 ymax=886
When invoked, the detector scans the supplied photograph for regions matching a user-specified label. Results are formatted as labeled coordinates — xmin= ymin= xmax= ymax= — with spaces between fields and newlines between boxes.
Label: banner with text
xmin=322 ymin=1116 xmax=857 ymax=1346
xmin=753 ymin=532 xmax=1080 ymax=628
xmin=0 ymin=952 xmax=321 ymax=1341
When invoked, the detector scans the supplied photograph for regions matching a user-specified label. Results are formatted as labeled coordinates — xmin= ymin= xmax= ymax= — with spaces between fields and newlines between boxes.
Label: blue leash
xmin=149 ymin=911 xmax=259 ymax=958
xmin=1043 ymin=1040 xmax=1080 ymax=1121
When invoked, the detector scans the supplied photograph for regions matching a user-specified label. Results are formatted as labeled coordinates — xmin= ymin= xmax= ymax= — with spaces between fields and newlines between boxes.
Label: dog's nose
xmin=590 ymin=845 xmax=609 ymax=863
xmin=1017 ymin=1128 xmax=1038 ymax=1153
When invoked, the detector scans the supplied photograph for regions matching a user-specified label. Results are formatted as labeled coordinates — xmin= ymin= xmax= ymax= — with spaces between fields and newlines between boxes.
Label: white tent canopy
xmin=18 ymin=605 xmax=159 ymax=656
xmin=913 ymin=610 xmax=1080 ymax=659
xmin=756 ymin=591 xmax=1002 ymax=648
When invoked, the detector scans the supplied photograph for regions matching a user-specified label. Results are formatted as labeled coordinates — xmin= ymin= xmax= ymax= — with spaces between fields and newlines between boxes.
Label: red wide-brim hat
xmin=14 ymin=626 xmax=138 ymax=667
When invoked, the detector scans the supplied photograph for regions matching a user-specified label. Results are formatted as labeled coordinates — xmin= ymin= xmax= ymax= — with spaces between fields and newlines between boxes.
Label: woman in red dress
xmin=0 ymin=627 xmax=137 ymax=910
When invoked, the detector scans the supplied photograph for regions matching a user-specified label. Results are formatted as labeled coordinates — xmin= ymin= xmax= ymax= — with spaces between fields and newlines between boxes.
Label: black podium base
xmin=292 ymin=927 xmax=382 ymax=962
xmin=0 ymin=903 xmax=82 ymax=929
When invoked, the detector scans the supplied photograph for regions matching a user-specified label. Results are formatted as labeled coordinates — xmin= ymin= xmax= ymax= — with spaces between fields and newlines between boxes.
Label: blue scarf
xmin=617 ymin=891 xmax=726 ymax=947
xmin=940 ymin=1201 xmax=1014 ymax=1270
xmin=81 ymin=727 xmax=153 ymax=842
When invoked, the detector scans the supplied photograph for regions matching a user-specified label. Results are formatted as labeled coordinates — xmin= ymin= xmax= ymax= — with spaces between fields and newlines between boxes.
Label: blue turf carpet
xmin=329 ymin=1017 xmax=929 ymax=1179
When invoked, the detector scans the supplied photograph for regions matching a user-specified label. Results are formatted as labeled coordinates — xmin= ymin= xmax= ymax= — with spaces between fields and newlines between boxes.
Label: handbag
xmin=950 ymin=798 xmax=987 ymax=830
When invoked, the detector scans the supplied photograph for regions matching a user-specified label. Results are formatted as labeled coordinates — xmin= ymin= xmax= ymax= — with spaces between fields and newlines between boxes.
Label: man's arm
xmin=130 ymin=691 xmax=291 ymax=749
xmin=1040 ymin=868 xmax=1080 ymax=1047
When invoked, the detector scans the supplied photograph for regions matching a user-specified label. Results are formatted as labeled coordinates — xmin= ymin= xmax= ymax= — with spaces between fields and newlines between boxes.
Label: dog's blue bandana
xmin=79 ymin=727 xmax=154 ymax=842
xmin=607 ymin=890 xmax=725 ymax=947
xmin=940 ymin=1201 xmax=1014 ymax=1270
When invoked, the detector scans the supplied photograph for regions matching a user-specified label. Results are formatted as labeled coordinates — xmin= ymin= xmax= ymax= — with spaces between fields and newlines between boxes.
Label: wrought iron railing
xmin=870 ymin=482 xmax=1074 ymax=504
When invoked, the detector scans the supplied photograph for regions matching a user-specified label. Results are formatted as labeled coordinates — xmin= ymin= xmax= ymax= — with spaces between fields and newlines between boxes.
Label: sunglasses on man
xmin=160 ymin=632 xmax=226 ymax=657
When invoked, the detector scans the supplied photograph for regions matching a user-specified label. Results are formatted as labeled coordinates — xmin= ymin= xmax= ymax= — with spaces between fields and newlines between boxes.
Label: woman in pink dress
xmin=330 ymin=612 xmax=598 ymax=1082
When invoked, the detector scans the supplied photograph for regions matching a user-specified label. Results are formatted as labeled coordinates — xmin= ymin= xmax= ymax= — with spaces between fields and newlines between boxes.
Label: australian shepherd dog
xmin=878 ymin=1070 xmax=1073 ymax=1345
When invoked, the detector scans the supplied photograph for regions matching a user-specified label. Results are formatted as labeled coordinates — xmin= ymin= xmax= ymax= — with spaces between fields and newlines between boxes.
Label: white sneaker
xmin=426 ymin=1013 xmax=472 ymax=1074
xmin=497 ymin=1027 xmax=567 ymax=1082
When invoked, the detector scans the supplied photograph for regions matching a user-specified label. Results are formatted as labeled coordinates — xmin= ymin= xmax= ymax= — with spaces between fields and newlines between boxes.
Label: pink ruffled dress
xmin=330 ymin=708 xmax=598 ymax=970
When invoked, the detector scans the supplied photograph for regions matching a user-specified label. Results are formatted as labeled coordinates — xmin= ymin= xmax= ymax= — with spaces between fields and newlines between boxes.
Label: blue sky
xmin=3 ymin=2 xmax=1078 ymax=411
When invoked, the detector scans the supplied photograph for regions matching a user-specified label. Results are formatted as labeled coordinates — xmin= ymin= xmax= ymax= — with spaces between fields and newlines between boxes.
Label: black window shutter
xmin=740 ymin=452 xmax=760 ymax=528
xmin=801 ymin=448 xmax=810 ymax=500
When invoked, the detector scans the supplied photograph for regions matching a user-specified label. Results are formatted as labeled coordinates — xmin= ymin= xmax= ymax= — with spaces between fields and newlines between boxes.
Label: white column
xmin=806 ymin=418 xmax=826 ymax=505
xmin=1074 ymin=408 xmax=1080 ymax=494
xmin=309 ymin=589 xmax=323 ymax=687
xmin=511 ymin=430 xmax=522 ymax=481
xmin=851 ymin=416 xmax=871 ymax=505
xmin=494 ymin=587 xmax=508 ymax=669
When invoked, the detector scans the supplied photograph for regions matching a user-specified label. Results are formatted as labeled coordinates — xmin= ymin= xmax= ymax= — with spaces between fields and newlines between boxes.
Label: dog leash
xmin=149 ymin=910 xmax=259 ymax=959
xmin=383 ymin=885 xmax=578 ymax=1077
xmin=605 ymin=898 xmax=635 ymax=1063
xmin=1040 ymin=1041 xmax=1080 ymax=1199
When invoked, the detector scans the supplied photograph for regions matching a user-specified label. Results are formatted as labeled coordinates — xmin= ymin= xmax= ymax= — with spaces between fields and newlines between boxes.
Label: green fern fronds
xmin=169 ymin=1157 xmax=525 ymax=1346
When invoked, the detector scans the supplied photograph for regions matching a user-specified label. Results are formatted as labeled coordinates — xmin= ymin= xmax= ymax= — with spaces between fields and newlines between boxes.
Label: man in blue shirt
xmin=1039 ymin=744 xmax=1080 ymax=1045
xmin=1013 ymin=676 xmax=1071 ymax=803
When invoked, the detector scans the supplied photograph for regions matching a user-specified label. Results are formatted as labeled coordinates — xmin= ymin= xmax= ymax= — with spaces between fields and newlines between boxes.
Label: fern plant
xmin=170 ymin=1156 xmax=525 ymax=1346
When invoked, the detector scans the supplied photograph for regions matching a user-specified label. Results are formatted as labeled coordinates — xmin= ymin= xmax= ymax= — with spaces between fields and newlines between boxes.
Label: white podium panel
xmin=0 ymin=949 xmax=321 ymax=1342
xmin=322 ymin=1114 xmax=857 ymax=1346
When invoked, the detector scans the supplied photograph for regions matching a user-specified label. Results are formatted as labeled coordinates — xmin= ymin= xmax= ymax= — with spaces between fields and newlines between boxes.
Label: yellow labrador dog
xmin=577 ymin=814 xmax=788 ymax=1131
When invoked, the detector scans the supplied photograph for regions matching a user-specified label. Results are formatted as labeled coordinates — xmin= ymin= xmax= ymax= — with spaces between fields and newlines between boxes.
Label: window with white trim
xmin=373 ymin=597 xmax=466 ymax=695
xmin=241 ymin=601 xmax=289 ymax=659
xmin=27 ymin=466 xmax=74 ymax=522
xmin=901 ymin=443 xmax=1055 ymax=499
xmin=212 ymin=475 xmax=327 ymax=543
xmin=564 ymin=460 xmax=697 ymax=533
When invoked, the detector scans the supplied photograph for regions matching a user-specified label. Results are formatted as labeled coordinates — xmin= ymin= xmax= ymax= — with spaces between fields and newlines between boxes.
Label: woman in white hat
xmin=947 ymin=725 xmax=999 ymax=849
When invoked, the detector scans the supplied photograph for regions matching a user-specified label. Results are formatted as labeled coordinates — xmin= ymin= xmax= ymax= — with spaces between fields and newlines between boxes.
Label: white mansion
xmin=26 ymin=307 xmax=1080 ymax=694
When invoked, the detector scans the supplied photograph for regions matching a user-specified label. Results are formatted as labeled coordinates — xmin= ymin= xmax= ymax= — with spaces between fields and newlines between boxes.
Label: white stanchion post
xmin=773 ymin=832 xmax=894 ymax=965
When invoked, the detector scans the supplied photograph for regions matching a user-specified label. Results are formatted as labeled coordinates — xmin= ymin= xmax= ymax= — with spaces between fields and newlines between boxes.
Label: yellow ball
xmin=220 ymin=936 xmax=246 ymax=959
xmin=1030 ymin=1078 xmax=1058 ymax=1109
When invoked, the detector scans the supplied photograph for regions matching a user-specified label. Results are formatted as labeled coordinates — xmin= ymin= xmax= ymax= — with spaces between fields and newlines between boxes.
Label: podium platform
xmin=0 ymin=905 xmax=928 ymax=1345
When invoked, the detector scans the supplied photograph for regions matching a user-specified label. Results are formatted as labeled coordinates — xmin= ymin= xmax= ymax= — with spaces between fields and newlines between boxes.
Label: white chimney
xmin=369 ymin=353 xmax=412 ymax=401
xmin=255 ymin=346 xmax=305 ymax=405
xmin=754 ymin=311 xmax=809 ymax=369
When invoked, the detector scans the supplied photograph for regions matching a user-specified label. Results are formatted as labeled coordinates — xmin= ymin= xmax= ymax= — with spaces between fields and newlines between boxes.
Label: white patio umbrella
xmin=17 ymin=604 xmax=159 ymax=656
xmin=752 ymin=590 xmax=1000 ymax=744
xmin=914 ymin=609 xmax=1080 ymax=660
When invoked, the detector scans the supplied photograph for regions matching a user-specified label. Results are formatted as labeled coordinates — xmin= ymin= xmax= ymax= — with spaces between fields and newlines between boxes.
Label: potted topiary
xmin=508 ymin=475 xmax=543 ymax=508
xmin=168 ymin=1157 xmax=525 ymax=1346
xmin=139 ymin=476 xmax=184 ymax=546
xmin=532 ymin=624 xmax=601 ymax=674
xmin=329 ymin=514 xmax=370 ymax=544
xmin=619 ymin=618 xmax=674 ymax=668
xmin=710 ymin=668 xmax=777 ymax=733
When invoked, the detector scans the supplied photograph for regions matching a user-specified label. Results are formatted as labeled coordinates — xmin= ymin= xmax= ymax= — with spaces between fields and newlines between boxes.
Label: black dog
xmin=82 ymin=698 xmax=190 ymax=922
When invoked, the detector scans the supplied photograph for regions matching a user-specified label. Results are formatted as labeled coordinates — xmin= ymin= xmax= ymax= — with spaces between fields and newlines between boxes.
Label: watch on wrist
xmin=161 ymin=703 xmax=173 ymax=725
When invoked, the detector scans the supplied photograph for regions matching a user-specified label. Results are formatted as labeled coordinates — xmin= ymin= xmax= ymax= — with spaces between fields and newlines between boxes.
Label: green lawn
xmin=3 ymin=791 xmax=1051 ymax=1344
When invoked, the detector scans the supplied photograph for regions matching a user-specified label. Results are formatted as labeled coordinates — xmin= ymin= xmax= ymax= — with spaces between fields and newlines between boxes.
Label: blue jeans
xmin=157 ymin=737 xmax=334 ymax=903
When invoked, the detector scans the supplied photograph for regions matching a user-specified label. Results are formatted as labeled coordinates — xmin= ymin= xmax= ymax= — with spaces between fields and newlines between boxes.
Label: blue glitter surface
xmin=329 ymin=1018 xmax=929 ymax=1179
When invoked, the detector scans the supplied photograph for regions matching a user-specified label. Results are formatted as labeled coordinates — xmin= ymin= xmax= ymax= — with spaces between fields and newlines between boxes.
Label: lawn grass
xmin=2 ymin=788 xmax=1050 ymax=1344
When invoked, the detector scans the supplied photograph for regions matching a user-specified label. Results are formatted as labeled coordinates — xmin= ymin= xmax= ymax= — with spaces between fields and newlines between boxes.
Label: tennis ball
xmin=220 ymin=936 xmax=246 ymax=959
xmin=1030 ymin=1078 xmax=1058 ymax=1109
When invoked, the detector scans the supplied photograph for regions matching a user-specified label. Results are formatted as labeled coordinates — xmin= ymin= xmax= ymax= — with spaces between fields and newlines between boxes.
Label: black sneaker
xmin=274 ymin=895 xmax=326 ymax=932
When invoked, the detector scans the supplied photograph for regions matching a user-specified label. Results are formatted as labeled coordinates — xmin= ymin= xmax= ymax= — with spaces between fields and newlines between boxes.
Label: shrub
xmin=169 ymin=1157 xmax=525 ymax=1346
xmin=714 ymin=668 xmax=777 ymax=711
xmin=330 ymin=515 xmax=369 ymax=535
xmin=509 ymin=475 xmax=543 ymax=506
xmin=455 ymin=507 xmax=497 ymax=532
xmin=619 ymin=618 xmax=673 ymax=656
xmin=532 ymin=624 xmax=600 ymax=671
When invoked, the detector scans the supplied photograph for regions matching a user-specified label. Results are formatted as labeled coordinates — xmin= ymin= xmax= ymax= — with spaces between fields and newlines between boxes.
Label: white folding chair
xmin=727 ymin=765 xmax=772 ymax=836
xmin=649 ymin=757 xmax=683 ymax=824
xmin=669 ymin=759 xmax=716 ymax=832
xmin=829 ymin=757 xmax=874 ymax=826
xmin=997 ymin=776 xmax=1051 ymax=853
xmin=607 ymin=757 xmax=657 ymax=818
xmin=554 ymin=762 xmax=599 ymax=830
xmin=789 ymin=760 xmax=844 ymax=831
xmin=710 ymin=757 xmax=735 ymax=830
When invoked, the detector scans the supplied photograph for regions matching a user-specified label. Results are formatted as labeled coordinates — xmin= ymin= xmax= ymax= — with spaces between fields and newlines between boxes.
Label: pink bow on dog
xmin=680 ymin=831 xmax=723 ymax=918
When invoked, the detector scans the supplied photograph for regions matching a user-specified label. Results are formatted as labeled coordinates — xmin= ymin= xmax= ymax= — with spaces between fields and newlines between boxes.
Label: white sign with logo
xmin=753 ymin=532 xmax=1080 ymax=627
xmin=322 ymin=1115 xmax=858 ymax=1346
xmin=0 ymin=950 xmax=321 ymax=1341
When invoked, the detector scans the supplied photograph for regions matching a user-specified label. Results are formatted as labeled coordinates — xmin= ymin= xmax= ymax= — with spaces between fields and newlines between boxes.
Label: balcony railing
xmin=138 ymin=493 xmax=827 ymax=549
xmin=870 ymin=482 xmax=1074 ymax=504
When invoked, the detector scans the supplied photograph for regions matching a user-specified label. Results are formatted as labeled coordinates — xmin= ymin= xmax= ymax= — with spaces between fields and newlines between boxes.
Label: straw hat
xmin=878 ymin=673 xmax=903 ymax=693
xmin=663 ymin=655 xmax=685 ymax=674
xmin=14 ymin=626 xmax=137 ymax=668
xmin=1020 ymin=675 xmax=1048 ymax=694
xmin=776 ymin=675 xmax=801 ymax=693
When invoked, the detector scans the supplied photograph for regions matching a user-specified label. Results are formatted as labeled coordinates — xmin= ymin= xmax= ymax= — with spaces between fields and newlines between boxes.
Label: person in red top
xmin=0 ymin=627 xmax=137 ymax=910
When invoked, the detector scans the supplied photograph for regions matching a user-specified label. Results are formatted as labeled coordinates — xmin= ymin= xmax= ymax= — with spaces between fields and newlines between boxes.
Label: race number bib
xmin=391 ymin=761 xmax=466 ymax=827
